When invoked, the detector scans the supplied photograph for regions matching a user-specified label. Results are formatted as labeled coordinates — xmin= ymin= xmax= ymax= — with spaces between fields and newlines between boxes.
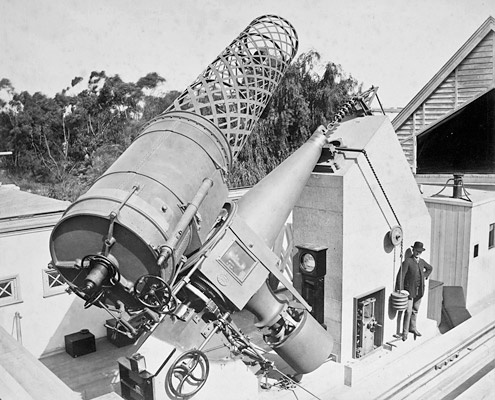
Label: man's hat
xmin=412 ymin=241 xmax=426 ymax=252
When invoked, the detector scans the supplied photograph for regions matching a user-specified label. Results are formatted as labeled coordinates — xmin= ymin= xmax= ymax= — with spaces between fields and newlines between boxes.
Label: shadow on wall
xmin=43 ymin=295 xmax=108 ymax=356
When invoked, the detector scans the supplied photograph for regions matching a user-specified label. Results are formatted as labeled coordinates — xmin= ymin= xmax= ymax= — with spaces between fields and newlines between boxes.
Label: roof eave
xmin=392 ymin=16 xmax=495 ymax=130
xmin=413 ymin=85 xmax=495 ymax=139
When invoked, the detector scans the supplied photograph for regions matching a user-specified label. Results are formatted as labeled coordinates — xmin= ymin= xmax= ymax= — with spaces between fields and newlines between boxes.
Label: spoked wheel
xmin=134 ymin=275 xmax=172 ymax=310
xmin=165 ymin=350 xmax=209 ymax=399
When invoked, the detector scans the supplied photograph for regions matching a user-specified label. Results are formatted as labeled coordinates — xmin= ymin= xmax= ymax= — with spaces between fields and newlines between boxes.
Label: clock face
xmin=301 ymin=253 xmax=316 ymax=273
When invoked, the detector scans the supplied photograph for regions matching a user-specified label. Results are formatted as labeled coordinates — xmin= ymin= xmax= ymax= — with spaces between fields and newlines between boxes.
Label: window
xmin=42 ymin=269 xmax=67 ymax=297
xmin=0 ymin=275 xmax=22 ymax=306
xmin=474 ymin=244 xmax=479 ymax=258
xmin=489 ymin=223 xmax=495 ymax=249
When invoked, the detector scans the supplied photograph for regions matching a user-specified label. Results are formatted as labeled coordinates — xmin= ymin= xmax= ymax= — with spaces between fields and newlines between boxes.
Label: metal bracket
xmin=102 ymin=185 xmax=139 ymax=256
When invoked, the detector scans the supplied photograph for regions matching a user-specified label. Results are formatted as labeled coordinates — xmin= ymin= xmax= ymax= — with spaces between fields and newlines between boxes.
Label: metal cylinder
xmin=244 ymin=281 xmax=286 ymax=327
xmin=50 ymin=15 xmax=299 ymax=297
xmin=452 ymin=174 xmax=464 ymax=199
xmin=83 ymin=263 xmax=109 ymax=292
xmin=272 ymin=310 xmax=334 ymax=374
xmin=50 ymin=111 xmax=231 ymax=286
xmin=237 ymin=127 xmax=328 ymax=248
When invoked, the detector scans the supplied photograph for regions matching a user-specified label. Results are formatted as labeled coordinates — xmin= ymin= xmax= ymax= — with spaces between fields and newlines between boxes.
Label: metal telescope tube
xmin=238 ymin=126 xmax=329 ymax=248
xmin=49 ymin=15 xmax=298 ymax=308
xmin=167 ymin=14 xmax=298 ymax=159
xmin=239 ymin=127 xmax=333 ymax=373
xmin=198 ymin=126 xmax=334 ymax=374
xmin=50 ymin=111 xmax=230 ymax=289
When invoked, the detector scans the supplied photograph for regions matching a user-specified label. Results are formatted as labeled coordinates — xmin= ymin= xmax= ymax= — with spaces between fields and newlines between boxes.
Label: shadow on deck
xmin=40 ymin=338 xmax=135 ymax=400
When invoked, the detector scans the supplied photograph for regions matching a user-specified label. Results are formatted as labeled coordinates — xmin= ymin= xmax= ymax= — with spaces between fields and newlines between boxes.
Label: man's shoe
xmin=402 ymin=332 xmax=408 ymax=341
xmin=409 ymin=329 xmax=422 ymax=337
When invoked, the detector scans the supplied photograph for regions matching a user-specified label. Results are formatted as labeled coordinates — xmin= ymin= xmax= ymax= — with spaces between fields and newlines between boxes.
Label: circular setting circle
xmin=300 ymin=253 xmax=316 ymax=273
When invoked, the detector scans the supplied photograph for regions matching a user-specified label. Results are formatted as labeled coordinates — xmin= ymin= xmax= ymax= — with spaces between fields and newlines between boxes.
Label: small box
xmin=119 ymin=358 xmax=154 ymax=400
xmin=65 ymin=329 xmax=96 ymax=358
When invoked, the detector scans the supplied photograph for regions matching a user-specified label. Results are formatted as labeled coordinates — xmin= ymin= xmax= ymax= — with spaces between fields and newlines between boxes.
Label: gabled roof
xmin=0 ymin=187 xmax=69 ymax=220
xmin=393 ymin=16 xmax=495 ymax=130
xmin=0 ymin=187 xmax=69 ymax=234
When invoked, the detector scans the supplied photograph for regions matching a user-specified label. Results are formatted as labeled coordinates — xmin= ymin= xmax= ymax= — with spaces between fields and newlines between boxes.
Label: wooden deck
xmin=40 ymin=338 xmax=135 ymax=400
xmin=38 ymin=311 xmax=263 ymax=400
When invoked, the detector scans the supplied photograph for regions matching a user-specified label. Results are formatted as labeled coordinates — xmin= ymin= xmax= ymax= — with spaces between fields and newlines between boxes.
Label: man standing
xmin=396 ymin=241 xmax=433 ymax=341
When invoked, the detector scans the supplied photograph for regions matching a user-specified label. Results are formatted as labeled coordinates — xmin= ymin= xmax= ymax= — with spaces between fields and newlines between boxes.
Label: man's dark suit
xmin=396 ymin=256 xmax=433 ymax=335
xmin=396 ymin=257 xmax=433 ymax=299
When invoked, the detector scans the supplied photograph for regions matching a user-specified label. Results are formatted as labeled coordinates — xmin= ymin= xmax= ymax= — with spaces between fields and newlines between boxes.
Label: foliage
xmin=0 ymin=51 xmax=361 ymax=200
xmin=0 ymin=71 xmax=174 ymax=200
xmin=228 ymin=51 xmax=360 ymax=187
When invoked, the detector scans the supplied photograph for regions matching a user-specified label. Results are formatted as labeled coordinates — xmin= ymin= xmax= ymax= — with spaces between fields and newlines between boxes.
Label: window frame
xmin=42 ymin=268 xmax=67 ymax=298
xmin=489 ymin=223 xmax=495 ymax=250
xmin=0 ymin=275 xmax=22 ymax=307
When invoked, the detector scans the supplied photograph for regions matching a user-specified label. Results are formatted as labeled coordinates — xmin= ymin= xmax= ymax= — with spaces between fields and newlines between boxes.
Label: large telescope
xmin=49 ymin=15 xmax=333 ymax=398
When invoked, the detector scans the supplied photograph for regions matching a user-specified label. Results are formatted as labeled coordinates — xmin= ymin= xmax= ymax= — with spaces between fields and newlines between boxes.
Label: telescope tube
xmin=49 ymin=15 xmax=298 ymax=306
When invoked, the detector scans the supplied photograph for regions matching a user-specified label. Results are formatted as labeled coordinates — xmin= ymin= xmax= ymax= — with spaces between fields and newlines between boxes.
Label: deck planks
xmin=40 ymin=338 xmax=135 ymax=400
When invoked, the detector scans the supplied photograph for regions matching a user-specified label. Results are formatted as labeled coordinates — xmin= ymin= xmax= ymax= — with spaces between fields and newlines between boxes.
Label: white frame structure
xmin=0 ymin=275 xmax=22 ymax=306
xmin=42 ymin=268 xmax=67 ymax=297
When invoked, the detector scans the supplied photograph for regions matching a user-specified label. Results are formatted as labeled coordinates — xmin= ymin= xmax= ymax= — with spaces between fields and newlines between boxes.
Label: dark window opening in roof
xmin=416 ymin=88 xmax=495 ymax=174
xmin=474 ymin=244 xmax=479 ymax=258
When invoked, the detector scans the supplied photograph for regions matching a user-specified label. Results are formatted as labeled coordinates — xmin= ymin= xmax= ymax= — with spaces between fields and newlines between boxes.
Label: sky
xmin=1 ymin=0 xmax=494 ymax=108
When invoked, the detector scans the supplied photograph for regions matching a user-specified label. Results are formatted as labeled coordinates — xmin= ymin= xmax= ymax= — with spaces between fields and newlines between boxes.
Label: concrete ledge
xmin=334 ymin=303 xmax=495 ymax=399
xmin=342 ymin=317 xmax=439 ymax=387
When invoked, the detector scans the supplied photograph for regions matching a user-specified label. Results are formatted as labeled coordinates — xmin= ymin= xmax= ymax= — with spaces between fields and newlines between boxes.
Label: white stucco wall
xmin=294 ymin=173 xmax=344 ymax=357
xmin=339 ymin=117 xmax=431 ymax=363
xmin=466 ymin=199 xmax=495 ymax=309
xmin=294 ymin=116 xmax=432 ymax=363
xmin=0 ymin=226 xmax=109 ymax=358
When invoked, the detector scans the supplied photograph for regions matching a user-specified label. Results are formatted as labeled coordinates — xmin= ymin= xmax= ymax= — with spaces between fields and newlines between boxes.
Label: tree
xmin=0 ymin=71 xmax=177 ymax=200
xmin=136 ymin=72 xmax=166 ymax=90
xmin=228 ymin=51 xmax=360 ymax=188
xmin=0 ymin=51 xmax=361 ymax=199
xmin=141 ymin=90 xmax=181 ymax=121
